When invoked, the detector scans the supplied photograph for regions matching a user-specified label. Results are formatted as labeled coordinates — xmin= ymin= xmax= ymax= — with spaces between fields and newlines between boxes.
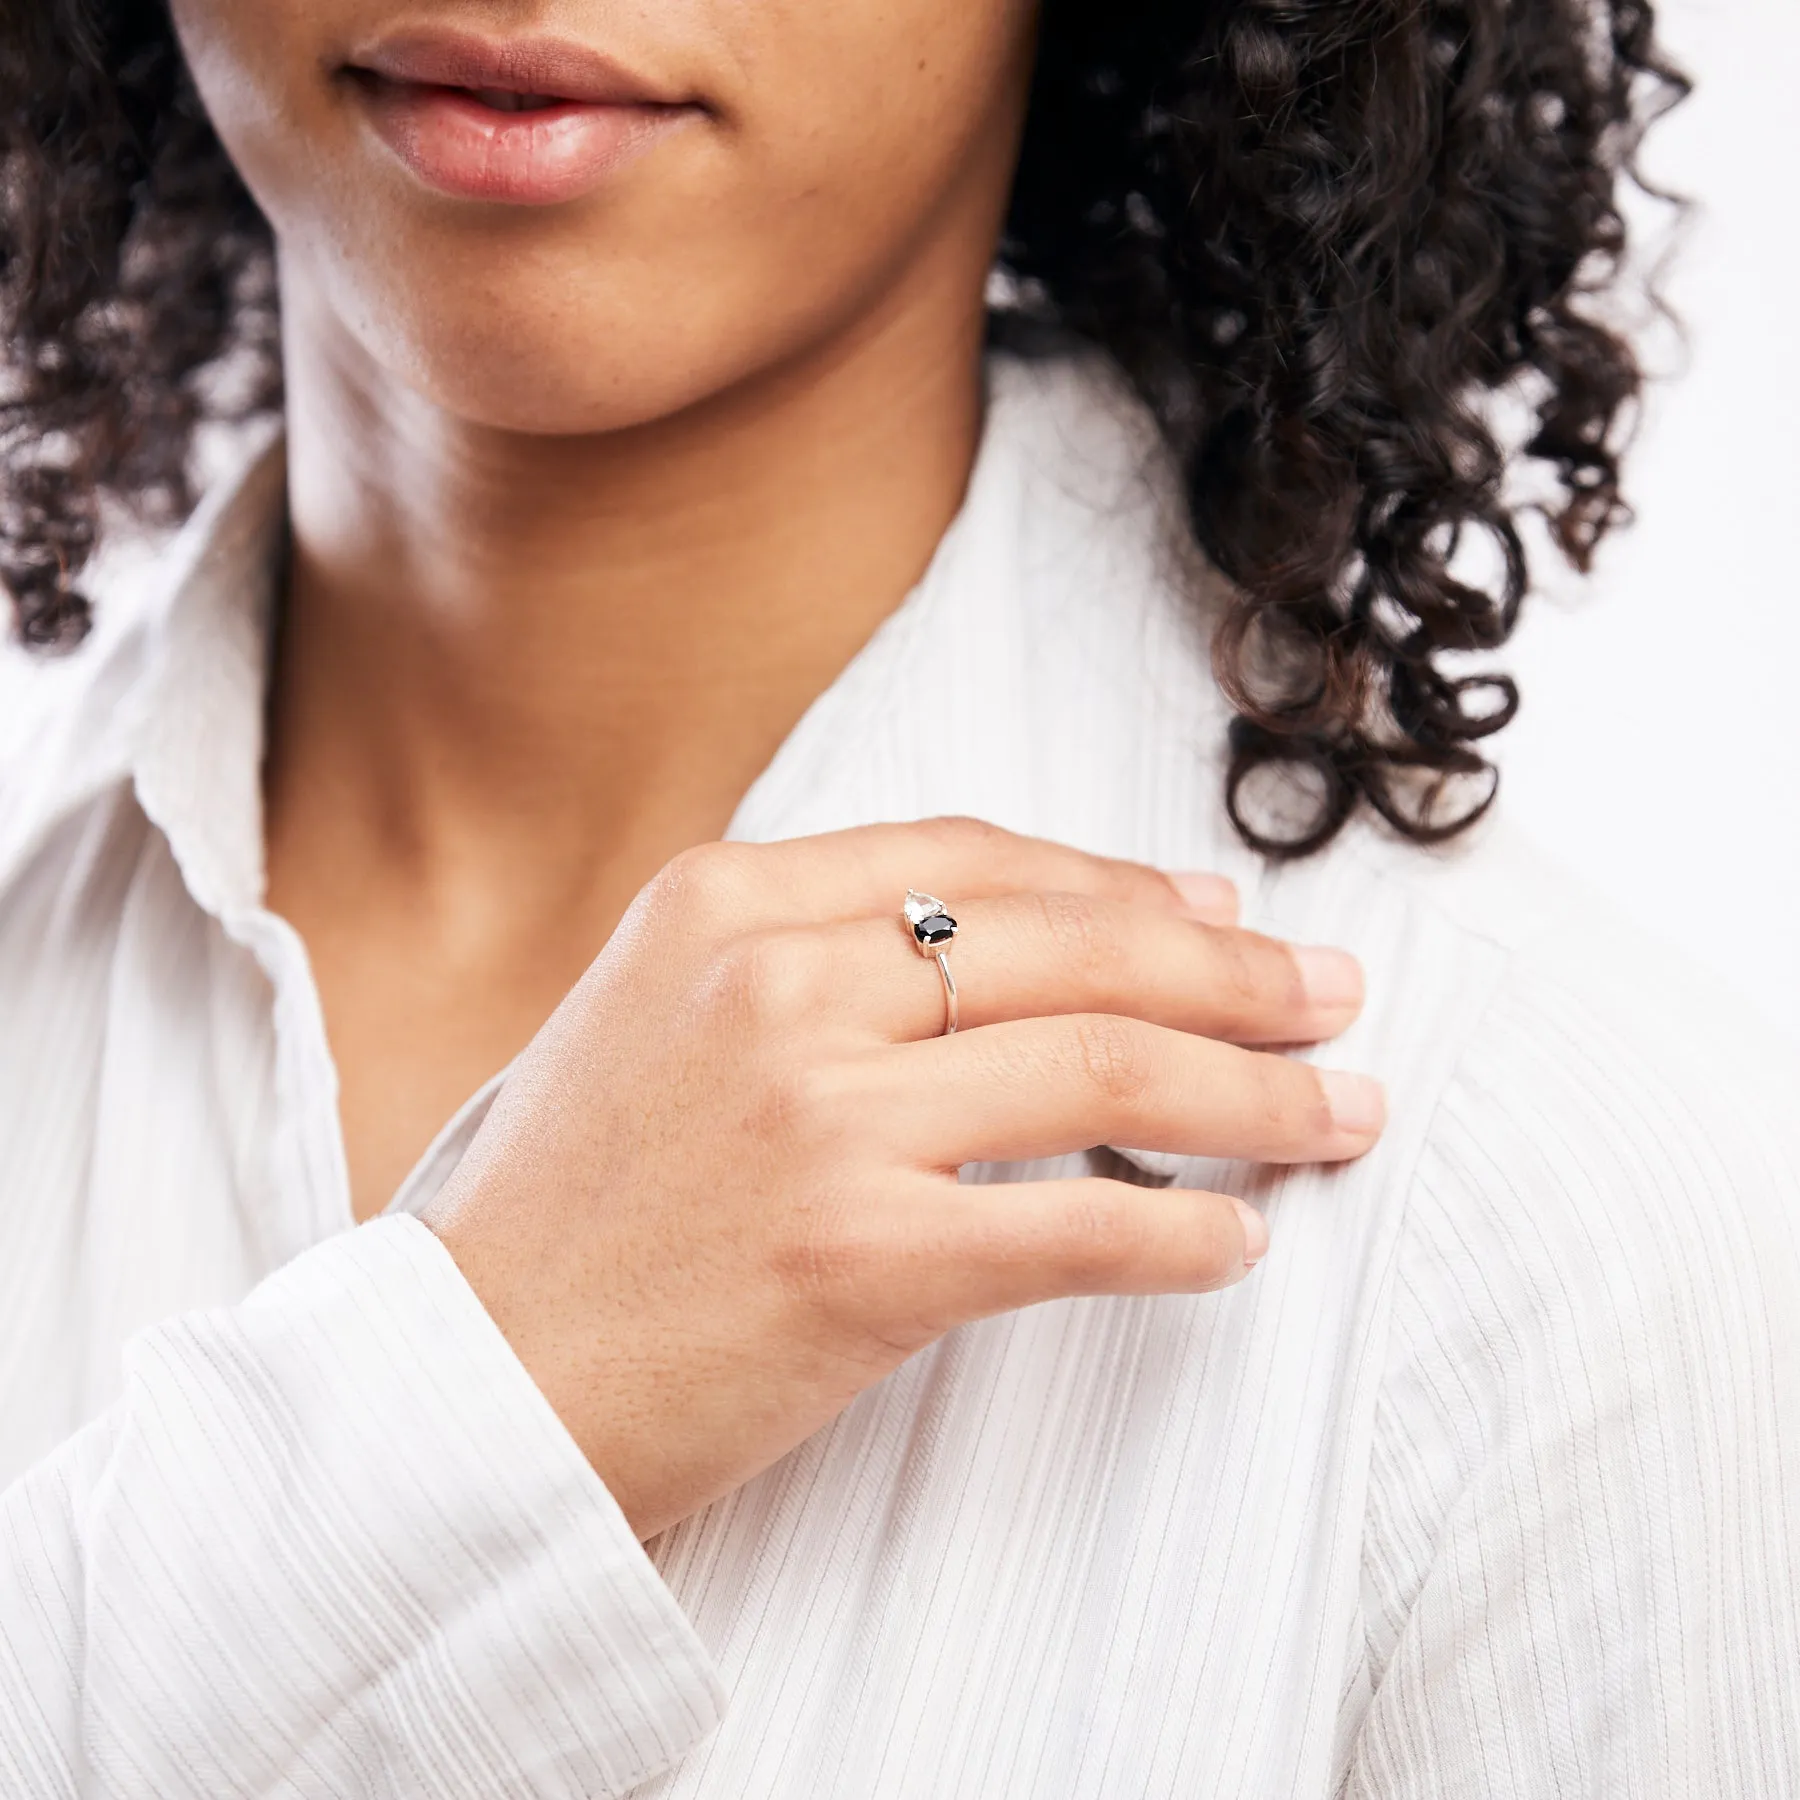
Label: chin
xmin=310 ymin=253 xmax=777 ymax=438
xmin=311 ymin=231 xmax=880 ymax=441
xmin=406 ymin=352 xmax=717 ymax=439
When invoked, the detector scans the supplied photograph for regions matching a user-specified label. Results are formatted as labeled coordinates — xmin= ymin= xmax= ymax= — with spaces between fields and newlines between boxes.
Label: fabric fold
xmin=3 ymin=1215 xmax=724 ymax=1799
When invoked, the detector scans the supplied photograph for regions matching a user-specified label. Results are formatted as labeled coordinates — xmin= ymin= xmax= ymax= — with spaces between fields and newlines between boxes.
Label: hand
xmin=424 ymin=818 xmax=1385 ymax=1539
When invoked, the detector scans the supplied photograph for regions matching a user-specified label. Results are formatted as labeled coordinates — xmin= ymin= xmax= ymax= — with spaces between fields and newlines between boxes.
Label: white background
xmin=4 ymin=0 xmax=1795 ymax=1036
xmin=1496 ymin=0 xmax=1800 ymax=1041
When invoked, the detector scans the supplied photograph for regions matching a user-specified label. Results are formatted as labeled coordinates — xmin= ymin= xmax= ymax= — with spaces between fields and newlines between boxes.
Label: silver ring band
xmin=903 ymin=890 xmax=959 ymax=1036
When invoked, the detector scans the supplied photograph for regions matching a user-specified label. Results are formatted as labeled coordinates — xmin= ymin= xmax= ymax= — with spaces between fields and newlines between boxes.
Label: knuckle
xmin=1028 ymin=890 xmax=1117 ymax=982
xmin=1301 ymin=1065 xmax=1339 ymax=1138
xmin=770 ymin=1194 xmax=869 ymax=1302
xmin=748 ymin=1054 xmax=860 ymax=1155
xmin=1071 ymin=1014 xmax=1154 ymax=1109
xmin=766 ymin=1185 xmax=905 ymax=1335
xmin=700 ymin=930 xmax=824 ymax=1029
xmin=1048 ymin=1192 xmax=1143 ymax=1288
xmin=1255 ymin=1055 xmax=1324 ymax=1144
xmin=923 ymin=814 xmax=1006 ymax=858
xmin=1211 ymin=932 xmax=1269 ymax=1012
xmin=1121 ymin=861 xmax=1190 ymax=911
xmin=653 ymin=840 xmax=753 ymax=928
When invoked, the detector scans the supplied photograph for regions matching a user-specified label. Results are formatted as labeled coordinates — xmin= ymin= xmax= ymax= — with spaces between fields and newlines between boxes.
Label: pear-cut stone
xmin=903 ymin=890 xmax=946 ymax=926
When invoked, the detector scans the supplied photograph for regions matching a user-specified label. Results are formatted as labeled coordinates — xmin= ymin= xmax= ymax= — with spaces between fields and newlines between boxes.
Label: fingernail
xmin=1319 ymin=1069 xmax=1387 ymax=1137
xmin=1233 ymin=1197 xmax=1270 ymax=1268
xmin=1293 ymin=946 xmax=1365 ymax=1013
xmin=1169 ymin=871 xmax=1238 ymax=922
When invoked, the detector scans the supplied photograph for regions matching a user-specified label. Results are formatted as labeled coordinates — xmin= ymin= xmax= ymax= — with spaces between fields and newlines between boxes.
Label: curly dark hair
xmin=1 ymin=0 xmax=1683 ymax=855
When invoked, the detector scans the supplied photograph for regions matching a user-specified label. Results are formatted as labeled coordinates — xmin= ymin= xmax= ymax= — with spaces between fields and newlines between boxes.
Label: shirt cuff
xmin=106 ymin=1212 xmax=726 ymax=1797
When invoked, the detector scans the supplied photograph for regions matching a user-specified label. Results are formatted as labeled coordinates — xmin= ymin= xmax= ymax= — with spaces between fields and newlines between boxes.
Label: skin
xmin=169 ymin=0 xmax=1387 ymax=1538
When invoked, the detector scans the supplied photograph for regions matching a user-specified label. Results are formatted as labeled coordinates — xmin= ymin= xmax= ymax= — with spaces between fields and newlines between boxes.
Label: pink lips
xmin=347 ymin=31 xmax=700 ymax=205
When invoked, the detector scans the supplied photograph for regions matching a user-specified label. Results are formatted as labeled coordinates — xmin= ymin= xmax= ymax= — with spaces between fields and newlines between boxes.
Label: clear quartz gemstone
xmin=903 ymin=890 xmax=946 ymax=926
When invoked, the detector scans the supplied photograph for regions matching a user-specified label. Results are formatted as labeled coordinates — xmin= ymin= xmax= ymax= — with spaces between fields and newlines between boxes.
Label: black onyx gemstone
xmin=913 ymin=912 xmax=956 ymax=948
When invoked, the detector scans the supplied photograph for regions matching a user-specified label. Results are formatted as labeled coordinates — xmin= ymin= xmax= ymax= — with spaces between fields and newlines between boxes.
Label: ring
xmin=903 ymin=889 xmax=959 ymax=1036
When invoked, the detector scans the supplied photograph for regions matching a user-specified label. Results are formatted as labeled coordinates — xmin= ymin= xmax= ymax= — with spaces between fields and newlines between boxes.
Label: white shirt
xmin=1 ymin=352 xmax=1796 ymax=1800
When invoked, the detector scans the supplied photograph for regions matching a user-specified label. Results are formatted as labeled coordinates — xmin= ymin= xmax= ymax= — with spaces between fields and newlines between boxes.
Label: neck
xmin=264 ymin=253 xmax=986 ymax=944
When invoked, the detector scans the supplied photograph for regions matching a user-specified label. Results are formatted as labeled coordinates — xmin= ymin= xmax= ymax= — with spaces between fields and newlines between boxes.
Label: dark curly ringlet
xmin=0 ymin=2 xmax=277 ymax=652
xmin=1008 ymin=0 xmax=1684 ymax=851
xmin=1 ymin=0 xmax=1683 ymax=856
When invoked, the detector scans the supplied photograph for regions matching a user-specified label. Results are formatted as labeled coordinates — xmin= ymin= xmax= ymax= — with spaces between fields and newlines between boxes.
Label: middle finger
xmin=880 ymin=1013 xmax=1387 ymax=1169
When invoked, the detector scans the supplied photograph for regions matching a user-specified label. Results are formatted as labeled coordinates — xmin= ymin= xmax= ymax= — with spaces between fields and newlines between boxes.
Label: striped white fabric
xmin=1 ymin=352 xmax=1796 ymax=1798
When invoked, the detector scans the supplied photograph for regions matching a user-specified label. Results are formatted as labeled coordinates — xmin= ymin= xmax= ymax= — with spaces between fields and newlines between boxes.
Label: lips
xmin=346 ymin=30 xmax=701 ymax=205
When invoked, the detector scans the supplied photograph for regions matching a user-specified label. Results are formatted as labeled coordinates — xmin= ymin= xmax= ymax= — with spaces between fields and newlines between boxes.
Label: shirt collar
xmin=127 ymin=427 xmax=288 ymax=927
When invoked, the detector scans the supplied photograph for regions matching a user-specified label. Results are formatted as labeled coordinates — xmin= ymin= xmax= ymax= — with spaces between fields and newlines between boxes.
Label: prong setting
xmin=902 ymin=890 xmax=960 ymax=1034
xmin=903 ymin=889 xmax=957 ymax=955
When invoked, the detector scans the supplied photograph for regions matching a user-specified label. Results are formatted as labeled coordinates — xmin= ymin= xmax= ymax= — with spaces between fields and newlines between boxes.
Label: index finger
xmin=701 ymin=815 xmax=1239 ymax=929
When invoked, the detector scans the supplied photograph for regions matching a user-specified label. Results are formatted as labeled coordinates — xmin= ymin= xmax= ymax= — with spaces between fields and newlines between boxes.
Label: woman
xmin=2 ymin=0 xmax=1795 ymax=1795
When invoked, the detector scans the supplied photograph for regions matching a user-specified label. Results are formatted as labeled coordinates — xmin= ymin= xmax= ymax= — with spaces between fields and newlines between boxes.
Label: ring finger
xmin=780 ymin=891 xmax=1365 ymax=1046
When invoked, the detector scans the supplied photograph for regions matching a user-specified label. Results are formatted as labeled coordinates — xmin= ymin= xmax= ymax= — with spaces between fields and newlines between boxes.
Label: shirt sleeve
xmin=1338 ymin=949 xmax=1800 ymax=1798
xmin=0 ymin=1214 xmax=725 ymax=1798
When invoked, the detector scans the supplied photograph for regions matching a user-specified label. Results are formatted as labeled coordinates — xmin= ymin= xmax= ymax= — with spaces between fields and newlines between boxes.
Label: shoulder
xmin=1262 ymin=808 xmax=1798 ymax=1172
xmin=1384 ymin=845 xmax=1800 ymax=1400
xmin=1253 ymin=810 xmax=1800 ymax=1445
xmin=1316 ymin=818 xmax=1800 ymax=1488
xmin=1293 ymin=813 xmax=1798 ymax=1300
xmin=1322 ymin=827 xmax=1800 ymax=1790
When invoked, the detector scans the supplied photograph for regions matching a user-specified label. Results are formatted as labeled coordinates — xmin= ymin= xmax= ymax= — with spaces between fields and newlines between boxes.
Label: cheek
xmin=728 ymin=0 xmax=1035 ymax=203
xmin=168 ymin=0 xmax=343 ymax=224
xmin=173 ymin=0 xmax=1035 ymax=433
xmin=586 ymin=3 xmax=1034 ymax=372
